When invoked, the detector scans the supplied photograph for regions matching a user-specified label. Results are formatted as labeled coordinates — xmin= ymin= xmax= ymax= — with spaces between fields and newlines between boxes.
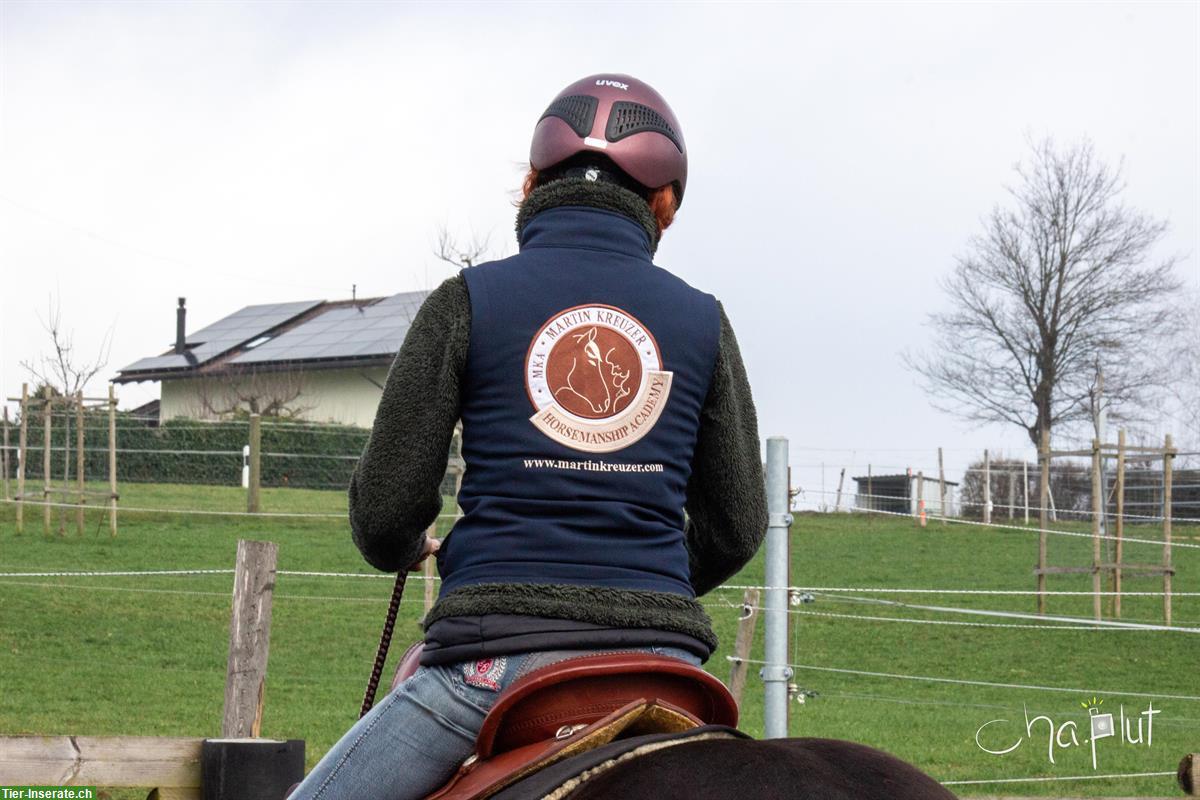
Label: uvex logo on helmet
xmin=531 ymin=73 xmax=688 ymax=206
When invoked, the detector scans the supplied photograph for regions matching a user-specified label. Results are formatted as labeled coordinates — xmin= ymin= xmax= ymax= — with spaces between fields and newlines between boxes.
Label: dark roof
xmin=115 ymin=291 xmax=429 ymax=383
xmin=851 ymin=473 xmax=959 ymax=486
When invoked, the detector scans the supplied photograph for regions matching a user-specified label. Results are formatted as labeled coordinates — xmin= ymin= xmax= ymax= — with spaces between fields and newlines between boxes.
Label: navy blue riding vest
xmin=436 ymin=206 xmax=721 ymax=600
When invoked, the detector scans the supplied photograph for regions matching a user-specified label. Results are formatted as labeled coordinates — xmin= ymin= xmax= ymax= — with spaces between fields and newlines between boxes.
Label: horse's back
xmin=563 ymin=736 xmax=957 ymax=800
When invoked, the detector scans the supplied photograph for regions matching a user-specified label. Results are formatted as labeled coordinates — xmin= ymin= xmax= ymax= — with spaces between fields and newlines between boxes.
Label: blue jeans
xmin=287 ymin=646 xmax=702 ymax=800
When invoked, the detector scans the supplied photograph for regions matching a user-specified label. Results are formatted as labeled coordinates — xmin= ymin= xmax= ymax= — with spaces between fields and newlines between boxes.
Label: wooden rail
xmin=0 ymin=735 xmax=202 ymax=797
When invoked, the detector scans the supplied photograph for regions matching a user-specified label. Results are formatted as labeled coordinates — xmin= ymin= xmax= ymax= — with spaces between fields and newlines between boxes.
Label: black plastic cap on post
xmin=202 ymin=738 xmax=305 ymax=800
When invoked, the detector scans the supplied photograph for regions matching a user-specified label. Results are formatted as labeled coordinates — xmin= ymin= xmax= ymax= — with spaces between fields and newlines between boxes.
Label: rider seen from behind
xmin=288 ymin=73 xmax=768 ymax=800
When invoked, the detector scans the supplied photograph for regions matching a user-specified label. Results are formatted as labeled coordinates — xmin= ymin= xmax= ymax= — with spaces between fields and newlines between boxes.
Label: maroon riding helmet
xmin=530 ymin=74 xmax=688 ymax=206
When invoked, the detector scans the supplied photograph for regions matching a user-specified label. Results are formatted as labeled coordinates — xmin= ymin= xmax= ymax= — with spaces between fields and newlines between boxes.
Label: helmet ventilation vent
xmin=540 ymin=95 xmax=599 ymax=138
xmin=605 ymin=102 xmax=682 ymax=152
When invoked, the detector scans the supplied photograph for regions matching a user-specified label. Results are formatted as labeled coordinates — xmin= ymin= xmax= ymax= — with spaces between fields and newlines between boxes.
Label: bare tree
xmin=21 ymin=295 xmax=114 ymax=530
xmin=21 ymin=294 xmax=113 ymax=398
xmin=194 ymin=370 xmax=315 ymax=419
xmin=1163 ymin=289 xmax=1200 ymax=443
xmin=434 ymin=225 xmax=495 ymax=269
xmin=906 ymin=137 xmax=1181 ymax=448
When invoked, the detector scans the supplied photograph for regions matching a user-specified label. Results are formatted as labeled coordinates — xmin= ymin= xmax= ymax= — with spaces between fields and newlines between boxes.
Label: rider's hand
xmin=408 ymin=536 xmax=441 ymax=571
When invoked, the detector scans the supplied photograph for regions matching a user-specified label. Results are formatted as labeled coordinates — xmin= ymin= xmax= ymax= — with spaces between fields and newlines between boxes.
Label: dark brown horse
xmin=538 ymin=736 xmax=957 ymax=800
xmin=381 ymin=646 xmax=958 ymax=800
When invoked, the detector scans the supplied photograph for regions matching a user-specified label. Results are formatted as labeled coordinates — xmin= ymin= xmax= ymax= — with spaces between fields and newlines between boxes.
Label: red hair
xmin=520 ymin=166 xmax=677 ymax=238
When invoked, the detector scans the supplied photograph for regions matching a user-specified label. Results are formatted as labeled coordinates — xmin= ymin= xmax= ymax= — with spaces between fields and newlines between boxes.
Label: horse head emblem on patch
xmin=525 ymin=304 xmax=673 ymax=453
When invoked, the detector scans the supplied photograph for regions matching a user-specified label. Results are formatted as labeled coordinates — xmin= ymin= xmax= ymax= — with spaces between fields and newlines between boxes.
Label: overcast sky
xmin=1 ymin=1 xmax=1196 ymax=493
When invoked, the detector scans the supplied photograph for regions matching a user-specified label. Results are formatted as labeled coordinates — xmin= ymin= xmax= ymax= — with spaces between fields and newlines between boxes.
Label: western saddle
xmin=387 ymin=644 xmax=739 ymax=800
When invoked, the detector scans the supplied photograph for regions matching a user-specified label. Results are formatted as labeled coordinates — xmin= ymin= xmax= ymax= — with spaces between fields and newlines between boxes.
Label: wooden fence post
xmin=1091 ymin=439 xmax=1102 ymax=620
xmin=222 ymin=540 xmax=278 ymax=739
xmin=1038 ymin=428 xmax=1050 ymax=615
xmin=727 ymin=588 xmax=760 ymax=709
xmin=916 ymin=471 xmax=926 ymax=528
xmin=983 ymin=449 xmax=991 ymax=525
xmin=75 ymin=391 xmax=85 ymax=536
xmin=16 ymin=384 xmax=28 ymax=534
xmin=938 ymin=447 xmax=946 ymax=524
xmin=1179 ymin=752 xmax=1198 ymax=796
xmin=1114 ymin=429 xmax=1126 ymax=618
xmin=1007 ymin=469 xmax=1015 ymax=519
xmin=246 ymin=414 xmax=261 ymax=514
xmin=866 ymin=464 xmax=873 ymax=520
xmin=2 ymin=406 xmax=9 ymax=503
xmin=1023 ymin=460 xmax=1029 ymax=525
xmin=1164 ymin=433 xmax=1174 ymax=627
xmin=108 ymin=384 xmax=118 ymax=537
xmin=834 ymin=468 xmax=845 ymax=512
xmin=42 ymin=387 xmax=52 ymax=535
xmin=423 ymin=522 xmax=437 ymax=616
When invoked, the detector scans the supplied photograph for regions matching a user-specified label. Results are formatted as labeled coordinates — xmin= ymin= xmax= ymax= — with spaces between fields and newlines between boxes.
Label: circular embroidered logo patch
xmin=525 ymin=304 xmax=673 ymax=453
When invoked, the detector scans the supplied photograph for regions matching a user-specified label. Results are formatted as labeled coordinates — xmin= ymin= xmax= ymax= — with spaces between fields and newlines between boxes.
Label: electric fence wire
xmin=0 ymin=496 xmax=465 ymax=520
xmin=799 ymin=486 xmax=1200 ymax=524
xmin=714 ymin=597 xmax=1200 ymax=633
xmin=724 ymin=656 xmax=1200 ymax=702
xmin=939 ymin=770 xmax=1178 ymax=787
xmin=790 ymin=496 xmax=1200 ymax=548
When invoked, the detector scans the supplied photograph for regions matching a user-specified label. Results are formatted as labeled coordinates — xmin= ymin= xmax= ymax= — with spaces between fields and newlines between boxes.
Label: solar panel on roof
xmin=229 ymin=291 xmax=430 ymax=366
xmin=119 ymin=300 xmax=322 ymax=373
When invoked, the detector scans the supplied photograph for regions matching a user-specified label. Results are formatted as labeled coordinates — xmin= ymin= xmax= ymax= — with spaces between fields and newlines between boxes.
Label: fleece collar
xmin=515 ymin=178 xmax=660 ymax=256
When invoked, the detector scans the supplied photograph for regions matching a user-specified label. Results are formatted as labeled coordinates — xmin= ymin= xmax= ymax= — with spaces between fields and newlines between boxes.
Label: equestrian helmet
xmin=530 ymin=74 xmax=688 ymax=206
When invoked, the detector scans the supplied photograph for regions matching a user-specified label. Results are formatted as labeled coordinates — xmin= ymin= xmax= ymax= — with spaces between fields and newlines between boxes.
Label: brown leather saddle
xmin=389 ymin=644 xmax=740 ymax=800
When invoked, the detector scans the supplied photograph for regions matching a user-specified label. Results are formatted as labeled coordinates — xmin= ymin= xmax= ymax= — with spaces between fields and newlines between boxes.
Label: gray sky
xmin=1 ymin=1 xmax=1196 ymax=493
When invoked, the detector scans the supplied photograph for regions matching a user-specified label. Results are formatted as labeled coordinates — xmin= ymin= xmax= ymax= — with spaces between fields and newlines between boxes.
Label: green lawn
xmin=1 ymin=484 xmax=1197 ymax=798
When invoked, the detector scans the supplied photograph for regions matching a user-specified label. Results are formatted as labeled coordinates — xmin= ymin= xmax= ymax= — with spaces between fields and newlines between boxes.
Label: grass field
xmin=1 ymin=483 xmax=1197 ymax=798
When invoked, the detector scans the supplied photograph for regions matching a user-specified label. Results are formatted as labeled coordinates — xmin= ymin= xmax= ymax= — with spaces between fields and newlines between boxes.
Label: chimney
xmin=175 ymin=297 xmax=187 ymax=354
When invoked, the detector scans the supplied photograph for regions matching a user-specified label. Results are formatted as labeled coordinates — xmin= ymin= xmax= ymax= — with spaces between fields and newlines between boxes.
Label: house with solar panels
xmin=114 ymin=293 xmax=429 ymax=427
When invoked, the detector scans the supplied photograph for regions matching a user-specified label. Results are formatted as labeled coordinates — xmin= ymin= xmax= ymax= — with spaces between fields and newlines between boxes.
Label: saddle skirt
xmin=416 ymin=650 xmax=740 ymax=800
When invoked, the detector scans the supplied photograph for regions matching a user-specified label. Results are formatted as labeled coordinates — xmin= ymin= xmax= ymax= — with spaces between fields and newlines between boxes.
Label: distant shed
xmin=852 ymin=472 xmax=960 ymax=517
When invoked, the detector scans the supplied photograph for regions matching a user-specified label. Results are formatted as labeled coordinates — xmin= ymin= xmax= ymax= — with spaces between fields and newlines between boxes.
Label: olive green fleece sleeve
xmin=683 ymin=302 xmax=768 ymax=596
xmin=348 ymin=275 xmax=470 ymax=572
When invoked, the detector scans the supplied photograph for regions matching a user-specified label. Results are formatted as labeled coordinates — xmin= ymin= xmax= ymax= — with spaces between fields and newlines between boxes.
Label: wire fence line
xmin=725 ymin=657 xmax=1200 ymax=703
xmin=0 ymin=496 xmax=464 ymax=521
xmin=792 ymin=497 xmax=1200 ymax=549
xmin=4 ymin=575 xmax=1193 ymax=635
xmin=716 ymin=598 xmax=1200 ymax=633
xmin=800 ymin=485 xmax=1200 ymax=524
xmin=939 ymin=770 xmax=1179 ymax=787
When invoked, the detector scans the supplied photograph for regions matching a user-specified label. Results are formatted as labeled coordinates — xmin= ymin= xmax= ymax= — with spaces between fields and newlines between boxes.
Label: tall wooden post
xmin=983 ymin=449 xmax=992 ymax=525
xmin=916 ymin=471 xmax=926 ymax=528
xmin=75 ymin=391 xmax=85 ymax=536
xmin=1023 ymin=461 xmax=1030 ymax=525
xmin=222 ymin=539 xmax=277 ymax=738
xmin=1007 ymin=470 xmax=1015 ymax=519
xmin=938 ymin=447 xmax=946 ymax=524
xmin=42 ymin=387 xmax=52 ymax=535
xmin=423 ymin=522 xmax=437 ymax=616
xmin=728 ymin=588 xmax=761 ymax=708
xmin=246 ymin=414 xmax=261 ymax=514
xmin=2 ymin=406 xmax=9 ymax=502
xmin=1163 ymin=433 xmax=1174 ymax=627
xmin=16 ymin=384 xmax=28 ymax=534
xmin=1091 ymin=439 xmax=1102 ymax=620
xmin=1038 ymin=428 xmax=1050 ymax=615
xmin=1114 ymin=430 xmax=1126 ymax=618
xmin=108 ymin=384 xmax=117 ymax=537
xmin=866 ymin=464 xmax=873 ymax=520
xmin=60 ymin=390 xmax=71 ymax=537
xmin=834 ymin=468 xmax=845 ymax=512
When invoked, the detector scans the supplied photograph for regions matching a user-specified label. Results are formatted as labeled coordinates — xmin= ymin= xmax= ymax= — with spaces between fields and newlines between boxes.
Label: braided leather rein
xmin=359 ymin=570 xmax=408 ymax=718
